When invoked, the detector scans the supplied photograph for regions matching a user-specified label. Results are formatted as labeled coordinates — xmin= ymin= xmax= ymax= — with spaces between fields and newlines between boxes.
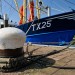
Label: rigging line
xmin=3 ymin=0 xmax=64 ymax=35
xmin=25 ymin=41 xmax=75 ymax=71
xmin=3 ymin=0 xmax=64 ymax=19
xmin=3 ymin=0 xmax=31 ymax=34
xmin=51 ymin=7 xmax=64 ymax=12
xmin=3 ymin=0 xmax=18 ymax=13
xmin=39 ymin=0 xmax=65 ymax=13
xmin=3 ymin=0 xmax=29 ymax=22
xmin=63 ymin=0 xmax=75 ymax=11
xmin=64 ymin=0 xmax=75 ymax=6
xmin=27 ymin=42 xmax=75 ymax=74
xmin=62 ymin=0 xmax=73 ymax=11
xmin=52 ymin=0 xmax=66 ymax=12
xmin=3 ymin=0 xmax=37 ymax=35
xmin=8 ymin=0 xmax=13 ymax=19
xmin=50 ymin=51 xmax=75 ymax=75
xmin=50 ymin=60 xmax=72 ymax=75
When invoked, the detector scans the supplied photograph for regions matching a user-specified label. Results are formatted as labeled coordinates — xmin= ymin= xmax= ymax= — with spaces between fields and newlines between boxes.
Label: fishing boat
xmin=17 ymin=11 xmax=75 ymax=45
xmin=15 ymin=0 xmax=75 ymax=45
xmin=1 ymin=0 xmax=74 ymax=45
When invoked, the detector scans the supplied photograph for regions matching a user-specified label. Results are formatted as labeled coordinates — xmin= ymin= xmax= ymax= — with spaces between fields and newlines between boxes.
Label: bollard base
xmin=0 ymin=55 xmax=26 ymax=72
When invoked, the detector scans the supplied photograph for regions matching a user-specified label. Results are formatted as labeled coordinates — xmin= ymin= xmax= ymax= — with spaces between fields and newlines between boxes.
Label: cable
xmin=25 ymin=20 xmax=35 ymax=35
xmin=51 ymin=7 xmax=65 ymax=12
xmin=51 ymin=52 xmax=75 ymax=69
xmin=64 ymin=0 xmax=75 ymax=6
xmin=3 ymin=0 xmax=18 ymax=14
xmin=49 ymin=51 xmax=75 ymax=75
xmin=26 ymin=41 xmax=75 ymax=70
xmin=64 ymin=0 xmax=75 ymax=10
xmin=3 ymin=0 xmax=38 ymax=35
xmin=0 ymin=41 xmax=74 ymax=72
xmin=52 ymin=0 xmax=66 ymax=12
xmin=8 ymin=0 xmax=13 ymax=20
xmin=3 ymin=0 xmax=29 ymax=22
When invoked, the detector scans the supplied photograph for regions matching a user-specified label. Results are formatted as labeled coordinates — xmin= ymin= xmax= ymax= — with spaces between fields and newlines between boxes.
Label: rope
xmin=52 ymin=0 xmax=66 ymax=12
xmin=25 ymin=19 xmax=36 ymax=35
xmin=25 ymin=41 xmax=75 ymax=69
xmin=3 ymin=0 xmax=37 ymax=35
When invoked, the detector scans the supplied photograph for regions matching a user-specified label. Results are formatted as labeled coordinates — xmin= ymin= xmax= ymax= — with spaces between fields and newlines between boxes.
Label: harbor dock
xmin=0 ymin=44 xmax=75 ymax=75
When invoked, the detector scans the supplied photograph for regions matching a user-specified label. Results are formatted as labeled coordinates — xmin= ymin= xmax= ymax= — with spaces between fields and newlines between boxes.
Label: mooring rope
xmin=25 ymin=41 xmax=75 ymax=69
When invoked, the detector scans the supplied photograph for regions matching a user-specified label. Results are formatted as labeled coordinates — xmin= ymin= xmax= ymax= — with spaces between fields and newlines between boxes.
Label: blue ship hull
xmin=26 ymin=30 xmax=75 ymax=45
xmin=17 ymin=11 xmax=75 ymax=45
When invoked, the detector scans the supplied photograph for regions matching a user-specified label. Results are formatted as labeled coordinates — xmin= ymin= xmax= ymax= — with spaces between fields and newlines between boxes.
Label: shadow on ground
xmin=19 ymin=55 xmax=55 ymax=72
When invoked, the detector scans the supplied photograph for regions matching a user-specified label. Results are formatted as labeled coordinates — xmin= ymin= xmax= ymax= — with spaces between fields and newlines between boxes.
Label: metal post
xmin=23 ymin=0 xmax=27 ymax=24
xmin=36 ymin=0 xmax=40 ymax=19
xmin=3 ymin=14 xmax=9 ymax=27
xmin=48 ymin=7 xmax=50 ymax=16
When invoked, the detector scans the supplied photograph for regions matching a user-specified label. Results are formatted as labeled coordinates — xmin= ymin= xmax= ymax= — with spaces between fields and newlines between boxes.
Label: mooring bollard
xmin=0 ymin=27 xmax=26 ymax=71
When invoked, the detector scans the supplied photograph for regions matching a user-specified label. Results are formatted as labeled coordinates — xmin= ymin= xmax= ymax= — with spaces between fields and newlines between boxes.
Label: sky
xmin=0 ymin=0 xmax=75 ymax=24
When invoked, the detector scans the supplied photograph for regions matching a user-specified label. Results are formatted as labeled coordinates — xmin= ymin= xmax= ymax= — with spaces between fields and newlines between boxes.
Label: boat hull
xmin=17 ymin=11 xmax=75 ymax=45
xmin=26 ymin=30 xmax=75 ymax=45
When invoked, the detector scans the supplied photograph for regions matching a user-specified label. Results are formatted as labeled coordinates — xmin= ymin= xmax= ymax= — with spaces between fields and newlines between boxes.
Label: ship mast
xmin=14 ymin=0 xmax=27 ymax=24
xmin=14 ymin=0 xmax=21 ymax=18
xmin=23 ymin=0 xmax=27 ymax=23
xmin=14 ymin=0 xmax=50 ymax=24
xmin=36 ymin=0 xmax=50 ymax=19
xmin=36 ymin=0 xmax=40 ymax=19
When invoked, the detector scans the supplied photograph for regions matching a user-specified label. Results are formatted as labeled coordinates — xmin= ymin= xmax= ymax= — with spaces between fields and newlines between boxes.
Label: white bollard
xmin=0 ymin=27 xmax=26 ymax=57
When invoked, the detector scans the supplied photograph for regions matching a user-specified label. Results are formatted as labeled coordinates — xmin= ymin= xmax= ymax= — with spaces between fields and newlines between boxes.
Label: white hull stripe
xmin=27 ymin=30 xmax=75 ymax=37
xmin=46 ymin=13 xmax=75 ymax=20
